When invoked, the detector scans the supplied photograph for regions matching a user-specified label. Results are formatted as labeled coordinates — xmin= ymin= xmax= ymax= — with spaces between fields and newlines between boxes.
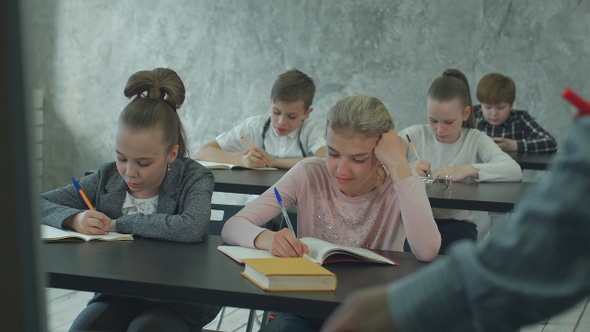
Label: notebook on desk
xmin=41 ymin=224 xmax=133 ymax=242
xmin=218 ymin=237 xmax=398 ymax=266
xmin=196 ymin=160 xmax=278 ymax=170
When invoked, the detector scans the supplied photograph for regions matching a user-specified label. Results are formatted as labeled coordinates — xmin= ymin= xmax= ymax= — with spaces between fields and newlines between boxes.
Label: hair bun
xmin=443 ymin=69 xmax=463 ymax=80
xmin=124 ymin=68 xmax=185 ymax=110
xmin=147 ymin=87 xmax=163 ymax=99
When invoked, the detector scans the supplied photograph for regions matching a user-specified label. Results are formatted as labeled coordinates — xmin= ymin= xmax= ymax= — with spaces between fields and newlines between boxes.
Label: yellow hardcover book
xmin=241 ymin=257 xmax=337 ymax=292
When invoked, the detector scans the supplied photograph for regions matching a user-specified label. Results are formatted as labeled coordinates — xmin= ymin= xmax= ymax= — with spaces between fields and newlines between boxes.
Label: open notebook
xmin=218 ymin=237 xmax=398 ymax=265
xmin=196 ymin=160 xmax=278 ymax=170
xmin=41 ymin=224 xmax=133 ymax=242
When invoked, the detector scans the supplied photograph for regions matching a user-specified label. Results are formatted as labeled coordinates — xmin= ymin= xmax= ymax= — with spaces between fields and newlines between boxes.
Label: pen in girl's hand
xmin=72 ymin=177 xmax=109 ymax=233
xmin=72 ymin=177 xmax=95 ymax=210
xmin=406 ymin=134 xmax=421 ymax=161
xmin=273 ymin=187 xmax=295 ymax=236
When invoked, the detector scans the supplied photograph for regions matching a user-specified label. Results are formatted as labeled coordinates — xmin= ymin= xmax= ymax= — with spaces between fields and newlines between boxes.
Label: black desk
xmin=508 ymin=152 xmax=556 ymax=170
xmin=212 ymin=170 xmax=531 ymax=213
xmin=212 ymin=169 xmax=286 ymax=195
xmin=426 ymin=181 xmax=530 ymax=212
xmin=43 ymin=236 xmax=429 ymax=318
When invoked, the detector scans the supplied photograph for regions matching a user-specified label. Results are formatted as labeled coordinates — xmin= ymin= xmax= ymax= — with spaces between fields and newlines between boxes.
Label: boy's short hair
xmin=476 ymin=73 xmax=516 ymax=105
xmin=270 ymin=69 xmax=315 ymax=110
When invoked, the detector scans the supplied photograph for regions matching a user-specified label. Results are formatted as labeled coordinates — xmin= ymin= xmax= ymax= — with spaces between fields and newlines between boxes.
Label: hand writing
xmin=68 ymin=210 xmax=111 ymax=235
xmin=267 ymin=229 xmax=309 ymax=257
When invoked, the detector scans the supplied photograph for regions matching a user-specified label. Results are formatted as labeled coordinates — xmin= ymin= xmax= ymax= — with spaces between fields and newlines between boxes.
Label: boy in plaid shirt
xmin=474 ymin=73 xmax=557 ymax=153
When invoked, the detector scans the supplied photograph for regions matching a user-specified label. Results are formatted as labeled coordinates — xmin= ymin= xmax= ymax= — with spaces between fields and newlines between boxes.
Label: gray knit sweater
xmin=41 ymin=157 xmax=214 ymax=243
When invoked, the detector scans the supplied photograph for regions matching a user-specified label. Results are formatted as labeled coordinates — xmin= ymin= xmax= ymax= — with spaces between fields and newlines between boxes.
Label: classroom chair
xmin=209 ymin=203 xmax=268 ymax=332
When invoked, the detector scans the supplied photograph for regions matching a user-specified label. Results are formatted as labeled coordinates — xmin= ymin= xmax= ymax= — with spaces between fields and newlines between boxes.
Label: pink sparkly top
xmin=221 ymin=158 xmax=441 ymax=261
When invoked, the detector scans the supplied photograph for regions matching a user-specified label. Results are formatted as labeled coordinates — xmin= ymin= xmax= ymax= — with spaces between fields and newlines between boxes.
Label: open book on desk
xmin=196 ymin=160 xmax=278 ymax=170
xmin=218 ymin=237 xmax=398 ymax=266
xmin=41 ymin=224 xmax=133 ymax=242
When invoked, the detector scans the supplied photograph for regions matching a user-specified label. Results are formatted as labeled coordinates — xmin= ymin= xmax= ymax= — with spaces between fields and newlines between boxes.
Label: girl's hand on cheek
xmin=374 ymin=131 xmax=406 ymax=163
xmin=374 ymin=131 xmax=412 ymax=183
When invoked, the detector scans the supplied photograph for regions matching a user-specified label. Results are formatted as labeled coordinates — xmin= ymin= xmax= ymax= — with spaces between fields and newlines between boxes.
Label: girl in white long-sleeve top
xmin=399 ymin=68 xmax=523 ymax=254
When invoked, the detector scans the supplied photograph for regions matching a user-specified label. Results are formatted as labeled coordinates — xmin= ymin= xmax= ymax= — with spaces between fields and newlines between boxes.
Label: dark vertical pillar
xmin=0 ymin=0 xmax=47 ymax=331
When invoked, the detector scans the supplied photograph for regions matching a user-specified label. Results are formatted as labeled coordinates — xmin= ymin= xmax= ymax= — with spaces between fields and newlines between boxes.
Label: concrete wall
xmin=24 ymin=0 xmax=590 ymax=191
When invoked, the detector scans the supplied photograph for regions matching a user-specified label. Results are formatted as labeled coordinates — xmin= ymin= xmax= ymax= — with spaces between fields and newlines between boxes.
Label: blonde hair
xmin=326 ymin=95 xmax=394 ymax=138
xmin=119 ymin=67 xmax=188 ymax=157
xmin=326 ymin=95 xmax=393 ymax=183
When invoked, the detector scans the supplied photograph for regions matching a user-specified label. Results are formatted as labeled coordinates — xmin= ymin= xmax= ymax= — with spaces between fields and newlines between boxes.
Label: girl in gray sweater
xmin=41 ymin=68 xmax=219 ymax=331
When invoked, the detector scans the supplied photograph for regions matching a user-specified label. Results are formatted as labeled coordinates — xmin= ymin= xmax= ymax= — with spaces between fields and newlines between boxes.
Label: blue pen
xmin=273 ymin=187 xmax=295 ymax=235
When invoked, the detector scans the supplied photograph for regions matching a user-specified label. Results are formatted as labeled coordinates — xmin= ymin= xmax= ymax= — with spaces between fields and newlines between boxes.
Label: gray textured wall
xmin=24 ymin=0 xmax=590 ymax=191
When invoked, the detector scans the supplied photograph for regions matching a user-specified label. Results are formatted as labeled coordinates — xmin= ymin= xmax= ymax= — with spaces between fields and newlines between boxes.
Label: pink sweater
xmin=221 ymin=158 xmax=440 ymax=261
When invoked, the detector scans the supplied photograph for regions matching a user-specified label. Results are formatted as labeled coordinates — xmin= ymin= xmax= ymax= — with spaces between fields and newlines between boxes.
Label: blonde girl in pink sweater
xmin=221 ymin=94 xmax=441 ymax=332
xmin=222 ymin=94 xmax=440 ymax=260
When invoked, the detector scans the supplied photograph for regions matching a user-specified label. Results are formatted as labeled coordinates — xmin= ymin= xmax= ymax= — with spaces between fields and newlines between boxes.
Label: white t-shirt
xmin=216 ymin=114 xmax=325 ymax=158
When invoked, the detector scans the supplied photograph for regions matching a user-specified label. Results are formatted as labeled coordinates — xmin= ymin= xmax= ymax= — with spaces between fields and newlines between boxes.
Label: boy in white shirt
xmin=196 ymin=69 xmax=326 ymax=169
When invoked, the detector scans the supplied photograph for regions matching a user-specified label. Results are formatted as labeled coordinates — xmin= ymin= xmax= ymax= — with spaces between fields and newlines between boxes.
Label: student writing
xmin=41 ymin=68 xmax=220 ymax=331
xmin=321 ymin=95 xmax=590 ymax=332
xmin=222 ymin=95 xmax=441 ymax=332
xmin=195 ymin=68 xmax=326 ymax=169
xmin=475 ymin=72 xmax=558 ymax=153
xmin=399 ymin=69 xmax=522 ymax=254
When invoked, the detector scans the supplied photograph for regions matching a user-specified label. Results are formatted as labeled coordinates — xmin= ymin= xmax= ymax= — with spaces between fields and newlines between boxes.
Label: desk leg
xmin=246 ymin=310 xmax=256 ymax=332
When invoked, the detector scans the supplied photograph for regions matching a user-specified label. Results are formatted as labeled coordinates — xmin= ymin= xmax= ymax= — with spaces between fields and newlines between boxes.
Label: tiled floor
xmin=520 ymin=297 xmax=590 ymax=332
xmin=46 ymin=288 xmax=589 ymax=331
xmin=45 ymin=288 xmax=264 ymax=332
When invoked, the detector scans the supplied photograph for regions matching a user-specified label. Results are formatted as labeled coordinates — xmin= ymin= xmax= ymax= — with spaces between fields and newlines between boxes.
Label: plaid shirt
xmin=475 ymin=105 xmax=558 ymax=153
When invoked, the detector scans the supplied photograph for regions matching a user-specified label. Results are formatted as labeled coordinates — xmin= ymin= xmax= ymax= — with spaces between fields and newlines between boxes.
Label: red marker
xmin=562 ymin=88 xmax=590 ymax=119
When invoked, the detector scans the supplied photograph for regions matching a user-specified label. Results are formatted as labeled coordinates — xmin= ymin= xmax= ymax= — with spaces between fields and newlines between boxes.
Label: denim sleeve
xmin=388 ymin=117 xmax=590 ymax=332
